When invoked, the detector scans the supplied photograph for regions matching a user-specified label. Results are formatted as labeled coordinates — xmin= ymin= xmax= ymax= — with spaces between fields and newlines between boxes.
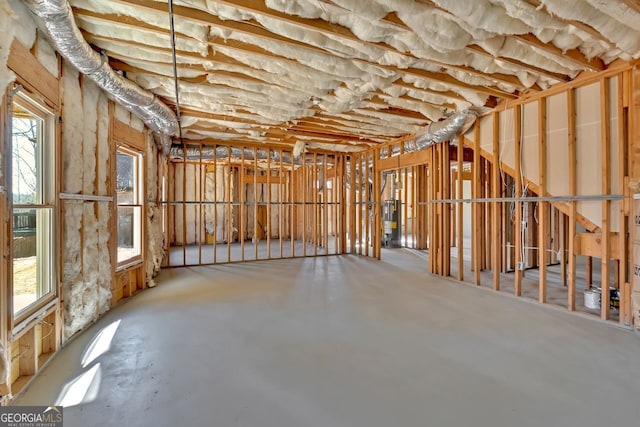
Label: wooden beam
xmin=514 ymin=34 xmax=605 ymax=72
xmin=618 ymin=72 xmax=630 ymax=326
xmin=379 ymin=2 xmax=571 ymax=83
xmin=349 ymin=155 xmax=356 ymax=253
xmin=443 ymin=142 xmax=451 ymax=276
xmin=538 ymin=98 xmax=548 ymax=302
xmin=457 ymin=132 xmax=464 ymax=281
xmin=567 ymin=89 xmax=577 ymax=311
xmin=465 ymin=44 xmax=570 ymax=83
xmin=601 ymin=77 xmax=611 ymax=320
xmin=473 ymin=121 xmax=481 ymax=285
xmin=217 ymin=0 xmax=527 ymax=90
xmin=621 ymin=0 xmax=640 ymax=14
xmin=574 ymin=233 xmax=619 ymax=259
xmin=84 ymin=19 xmax=459 ymax=122
xmin=108 ymin=0 xmax=516 ymax=99
xmin=492 ymin=113 xmax=501 ymax=291
xmin=8 ymin=40 xmax=59 ymax=108
xmin=514 ymin=105 xmax=523 ymax=296
xmin=523 ymin=0 xmax=617 ymax=47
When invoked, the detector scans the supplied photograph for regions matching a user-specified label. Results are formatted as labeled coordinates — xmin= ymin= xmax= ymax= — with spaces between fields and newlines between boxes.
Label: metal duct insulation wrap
xmin=22 ymin=0 xmax=178 ymax=143
xmin=170 ymin=146 xmax=337 ymax=167
xmin=414 ymin=110 xmax=477 ymax=150
xmin=170 ymin=146 xmax=298 ymax=165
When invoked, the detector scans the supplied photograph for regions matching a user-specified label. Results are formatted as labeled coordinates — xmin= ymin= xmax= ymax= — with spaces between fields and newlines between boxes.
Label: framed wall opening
xmin=166 ymin=144 xmax=347 ymax=266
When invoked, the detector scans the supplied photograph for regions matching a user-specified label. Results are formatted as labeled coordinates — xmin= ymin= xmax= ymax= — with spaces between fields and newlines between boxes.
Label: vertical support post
xmin=473 ymin=122 xmax=481 ymax=285
xmin=349 ymin=155 xmax=356 ymax=253
xmin=601 ymin=77 xmax=611 ymax=319
xmin=492 ymin=112 xmax=501 ymax=290
xmin=568 ymin=88 xmax=577 ymax=311
xmin=181 ymin=143 xmax=187 ymax=265
xmin=227 ymin=147 xmax=231 ymax=262
xmin=279 ymin=150 xmax=284 ymax=258
xmin=213 ymin=144 xmax=217 ymax=264
xmin=198 ymin=145 xmax=203 ymax=265
xmin=538 ymin=98 xmax=548 ymax=302
xmin=313 ymin=153 xmax=318 ymax=257
xmin=302 ymin=153 xmax=307 ymax=257
xmin=267 ymin=148 xmax=271 ymax=259
xmin=403 ymin=168 xmax=408 ymax=247
xmin=443 ymin=142 xmax=451 ymax=276
xmin=253 ymin=147 xmax=258 ymax=261
xmin=365 ymin=153 xmax=370 ymax=257
xmin=514 ymin=105 xmax=523 ymax=296
xmin=411 ymin=166 xmax=420 ymax=251
xmin=618 ymin=72 xmax=630 ymax=326
xmin=240 ymin=148 xmax=245 ymax=261
xmin=290 ymin=157 xmax=295 ymax=257
xmin=323 ymin=155 xmax=329 ymax=255
xmin=457 ymin=134 xmax=464 ymax=281
xmin=372 ymin=152 xmax=381 ymax=259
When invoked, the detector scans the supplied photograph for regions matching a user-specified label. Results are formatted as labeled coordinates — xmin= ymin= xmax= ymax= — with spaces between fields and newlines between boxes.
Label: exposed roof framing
xmin=65 ymin=0 xmax=640 ymax=152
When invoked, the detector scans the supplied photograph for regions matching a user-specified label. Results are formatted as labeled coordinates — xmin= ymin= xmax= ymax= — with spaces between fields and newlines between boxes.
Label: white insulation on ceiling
xmin=63 ymin=0 xmax=640 ymax=151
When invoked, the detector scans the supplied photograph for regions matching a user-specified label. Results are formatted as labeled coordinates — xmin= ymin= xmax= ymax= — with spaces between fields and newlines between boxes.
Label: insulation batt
xmin=61 ymin=0 xmax=640 ymax=152
xmin=61 ymin=68 xmax=113 ymax=339
xmin=146 ymin=134 xmax=166 ymax=285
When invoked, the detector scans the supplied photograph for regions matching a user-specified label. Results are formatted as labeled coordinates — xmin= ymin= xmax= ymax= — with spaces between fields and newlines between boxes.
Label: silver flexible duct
xmin=170 ymin=146 xmax=335 ymax=167
xmin=22 ymin=0 xmax=178 ymax=145
xmin=414 ymin=109 xmax=477 ymax=150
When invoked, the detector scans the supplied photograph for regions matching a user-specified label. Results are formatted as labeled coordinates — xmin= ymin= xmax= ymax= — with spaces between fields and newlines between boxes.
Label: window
xmin=116 ymin=148 xmax=143 ymax=265
xmin=11 ymin=93 xmax=55 ymax=319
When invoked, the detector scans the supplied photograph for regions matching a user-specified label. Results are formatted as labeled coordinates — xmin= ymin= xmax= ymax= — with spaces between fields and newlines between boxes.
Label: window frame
xmin=115 ymin=145 xmax=144 ymax=269
xmin=8 ymin=89 xmax=57 ymax=325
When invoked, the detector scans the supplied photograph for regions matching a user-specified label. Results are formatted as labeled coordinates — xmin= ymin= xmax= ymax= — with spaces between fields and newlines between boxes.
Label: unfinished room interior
xmin=2 ymin=0 xmax=640 ymax=425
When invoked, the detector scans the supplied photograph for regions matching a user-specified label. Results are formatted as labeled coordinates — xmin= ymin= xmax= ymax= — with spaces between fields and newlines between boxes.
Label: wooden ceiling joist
xmin=513 ymin=33 xmax=605 ymax=72
xmin=215 ymin=0 xmax=527 ymax=90
xmin=416 ymin=0 xmax=605 ymax=72
xmin=80 ymin=13 xmax=473 ymax=113
xmin=110 ymin=0 xmax=517 ymax=99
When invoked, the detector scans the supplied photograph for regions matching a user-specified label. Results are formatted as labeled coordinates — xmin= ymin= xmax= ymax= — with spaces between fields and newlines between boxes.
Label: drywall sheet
xmin=546 ymin=92 xmax=569 ymax=198
xmin=479 ymin=114 xmax=493 ymax=155
xmin=522 ymin=101 xmax=539 ymax=186
xmin=575 ymin=82 xmax=602 ymax=227
xmin=498 ymin=108 xmax=515 ymax=171
xmin=463 ymin=126 xmax=475 ymax=146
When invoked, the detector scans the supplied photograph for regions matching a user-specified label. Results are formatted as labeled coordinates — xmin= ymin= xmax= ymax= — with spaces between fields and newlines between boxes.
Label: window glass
xmin=11 ymin=98 xmax=54 ymax=317
xmin=116 ymin=150 xmax=142 ymax=263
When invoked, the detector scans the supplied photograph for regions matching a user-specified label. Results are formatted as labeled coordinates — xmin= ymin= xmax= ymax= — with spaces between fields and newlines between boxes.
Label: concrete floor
xmin=446 ymin=243 xmax=621 ymax=321
xmin=16 ymin=249 xmax=640 ymax=427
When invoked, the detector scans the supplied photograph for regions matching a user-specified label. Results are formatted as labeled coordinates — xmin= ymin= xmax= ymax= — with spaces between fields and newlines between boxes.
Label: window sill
xmin=116 ymin=258 xmax=144 ymax=272
xmin=12 ymin=298 xmax=57 ymax=339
